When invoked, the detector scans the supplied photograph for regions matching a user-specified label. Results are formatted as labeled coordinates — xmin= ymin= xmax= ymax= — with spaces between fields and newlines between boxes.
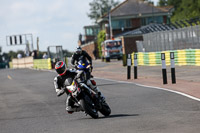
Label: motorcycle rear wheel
xmin=80 ymin=95 xmax=99 ymax=119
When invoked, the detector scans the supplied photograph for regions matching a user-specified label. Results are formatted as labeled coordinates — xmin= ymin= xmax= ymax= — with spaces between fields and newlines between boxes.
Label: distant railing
xmin=137 ymin=25 xmax=200 ymax=52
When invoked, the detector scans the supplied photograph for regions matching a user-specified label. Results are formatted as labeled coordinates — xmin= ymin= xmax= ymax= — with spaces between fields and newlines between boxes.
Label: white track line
xmin=95 ymin=77 xmax=200 ymax=102
xmin=135 ymin=83 xmax=200 ymax=102
xmin=30 ymin=68 xmax=200 ymax=102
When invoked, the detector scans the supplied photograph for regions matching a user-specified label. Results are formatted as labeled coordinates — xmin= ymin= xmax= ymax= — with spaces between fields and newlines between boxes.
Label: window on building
xmin=93 ymin=28 xmax=100 ymax=35
xmin=86 ymin=28 xmax=93 ymax=36
xmin=85 ymin=27 xmax=100 ymax=36
xmin=141 ymin=18 xmax=146 ymax=26
xmin=154 ymin=16 xmax=163 ymax=23
xmin=142 ymin=16 xmax=164 ymax=26
xmin=111 ymin=19 xmax=132 ymax=29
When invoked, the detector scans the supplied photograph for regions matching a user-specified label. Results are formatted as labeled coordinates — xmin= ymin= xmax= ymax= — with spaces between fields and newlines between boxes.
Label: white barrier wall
xmin=12 ymin=57 xmax=34 ymax=68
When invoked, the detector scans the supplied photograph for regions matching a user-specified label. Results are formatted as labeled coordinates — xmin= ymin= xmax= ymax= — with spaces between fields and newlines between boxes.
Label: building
xmin=79 ymin=0 xmax=174 ymax=58
xmin=98 ymin=0 xmax=174 ymax=38
xmin=78 ymin=25 xmax=100 ymax=59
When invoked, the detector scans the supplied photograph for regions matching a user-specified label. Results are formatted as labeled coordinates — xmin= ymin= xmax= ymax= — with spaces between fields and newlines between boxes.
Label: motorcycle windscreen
xmin=64 ymin=78 xmax=73 ymax=86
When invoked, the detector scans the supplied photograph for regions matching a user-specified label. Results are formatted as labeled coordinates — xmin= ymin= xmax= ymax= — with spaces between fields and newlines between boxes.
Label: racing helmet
xmin=76 ymin=46 xmax=82 ymax=54
xmin=55 ymin=61 xmax=67 ymax=76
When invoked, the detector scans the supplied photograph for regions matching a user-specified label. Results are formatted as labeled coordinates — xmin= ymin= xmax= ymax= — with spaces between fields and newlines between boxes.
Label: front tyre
xmin=99 ymin=102 xmax=111 ymax=116
xmin=80 ymin=95 xmax=98 ymax=119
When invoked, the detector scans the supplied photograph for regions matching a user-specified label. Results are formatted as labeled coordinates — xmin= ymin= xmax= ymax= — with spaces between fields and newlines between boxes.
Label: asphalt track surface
xmin=0 ymin=69 xmax=200 ymax=133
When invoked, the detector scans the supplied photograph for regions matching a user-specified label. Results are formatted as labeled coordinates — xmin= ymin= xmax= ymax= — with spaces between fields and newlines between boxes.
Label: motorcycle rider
xmin=54 ymin=61 xmax=83 ymax=114
xmin=71 ymin=46 xmax=105 ymax=100
xmin=71 ymin=46 xmax=92 ymax=69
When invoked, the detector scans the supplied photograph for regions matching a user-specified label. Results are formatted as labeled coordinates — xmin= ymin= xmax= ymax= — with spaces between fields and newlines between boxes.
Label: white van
xmin=101 ymin=39 xmax=123 ymax=62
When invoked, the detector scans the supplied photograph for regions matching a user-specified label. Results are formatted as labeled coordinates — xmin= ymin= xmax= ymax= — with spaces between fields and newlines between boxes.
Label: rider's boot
xmin=66 ymin=96 xmax=83 ymax=114
xmin=66 ymin=105 xmax=83 ymax=114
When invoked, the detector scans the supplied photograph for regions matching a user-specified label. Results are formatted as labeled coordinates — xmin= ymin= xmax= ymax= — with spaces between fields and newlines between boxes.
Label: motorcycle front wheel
xmin=99 ymin=102 xmax=111 ymax=116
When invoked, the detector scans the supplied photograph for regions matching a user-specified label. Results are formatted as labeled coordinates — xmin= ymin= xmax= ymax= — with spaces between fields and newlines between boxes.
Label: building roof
xmin=83 ymin=25 xmax=100 ymax=28
xmin=116 ymin=23 xmax=176 ymax=37
xmin=101 ymin=0 xmax=173 ymax=20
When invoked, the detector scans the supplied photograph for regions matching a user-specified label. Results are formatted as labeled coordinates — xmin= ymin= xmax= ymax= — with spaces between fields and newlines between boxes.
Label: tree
xmin=141 ymin=0 xmax=153 ymax=4
xmin=63 ymin=49 xmax=73 ymax=57
xmin=158 ymin=0 xmax=182 ymax=7
xmin=170 ymin=0 xmax=200 ymax=22
xmin=158 ymin=0 xmax=200 ymax=22
xmin=97 ymin=30 xmax=106 ymax=57
xmin=88 ymin=0 xmax=119 ymax=23
xmin=158 ymin=0 xmax=168 ymax=6
xmin=8 ymin=51 xmax=17 ymax=60
xmin=167 ymin=0 xmax=182 ymax=9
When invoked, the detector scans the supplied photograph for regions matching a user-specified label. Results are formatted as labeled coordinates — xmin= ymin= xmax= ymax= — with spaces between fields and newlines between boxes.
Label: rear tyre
xmin=80 ymin=95 xmax=98 ymax=119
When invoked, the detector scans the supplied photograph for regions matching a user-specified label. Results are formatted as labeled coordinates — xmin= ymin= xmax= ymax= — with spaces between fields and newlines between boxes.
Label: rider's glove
xmin=57 ymin=89 xmax=65 ymax=97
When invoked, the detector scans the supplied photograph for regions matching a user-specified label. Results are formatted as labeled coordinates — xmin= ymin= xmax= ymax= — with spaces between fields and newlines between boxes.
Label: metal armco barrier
xmin=127 ymin=54 xmax=131 ymax=79
xmin=161 ymin=53 xmax=168 ymax=84
xmin=170 ymin=52 xmax=176 ymax=84
xmin=124 ymin=49 xmax=200 ymax=67
xmin=134 ymin=53 xmax=138 ymax=79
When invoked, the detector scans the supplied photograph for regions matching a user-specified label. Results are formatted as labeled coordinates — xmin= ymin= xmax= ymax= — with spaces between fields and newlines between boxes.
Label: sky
xmin=0 ymin=0 xmax=159 ymax=53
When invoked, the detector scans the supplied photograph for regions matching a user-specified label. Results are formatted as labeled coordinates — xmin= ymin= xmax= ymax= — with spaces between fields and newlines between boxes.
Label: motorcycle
xmin=76 ymin=57 xmax=92 ymax=80
xmin=64 ymin=77 xmax=111 ymax=119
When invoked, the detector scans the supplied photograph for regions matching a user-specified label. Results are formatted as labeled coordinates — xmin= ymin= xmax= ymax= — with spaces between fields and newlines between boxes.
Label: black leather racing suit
xmin=71 ymin=50 xmax=93 ymax=80
xmin=54 ymin=69 xmax=83 ymax=113
xmin=71 ymin=50 xmax=92 ymax=67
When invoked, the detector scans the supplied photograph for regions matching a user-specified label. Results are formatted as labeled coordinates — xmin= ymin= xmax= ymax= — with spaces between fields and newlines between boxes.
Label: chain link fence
xmin=137 ymin=25 xmax=200 ymax=52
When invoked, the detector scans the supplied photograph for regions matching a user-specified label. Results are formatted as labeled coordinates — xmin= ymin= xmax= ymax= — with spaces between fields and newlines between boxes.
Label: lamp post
xmin=151 ymin=1 xmax=154 ymax=23
xmin=108 ymin=10 xmax=113 ymax=39
xmin=107 ymin=6 xmax=113 ymax=39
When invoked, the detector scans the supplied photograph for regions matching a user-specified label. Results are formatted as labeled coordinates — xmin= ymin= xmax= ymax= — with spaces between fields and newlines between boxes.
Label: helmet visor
xmin=77 ymin=51 xmax=82 ymax=54
xmin=56 ymin=65 xmax=66 ymax=75
xmin=76 ymin=47 xmax=82 ymax=54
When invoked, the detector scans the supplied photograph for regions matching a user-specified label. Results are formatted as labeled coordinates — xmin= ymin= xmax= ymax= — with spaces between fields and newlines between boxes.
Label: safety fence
xmin=10 ymin=57 xmax=52 ymax=69
xmin=12 ymin=57 xmax=34 ymax=68
xmin=123 ymin=49 xmax=200 ymax=66
xmin=9 ymin=57 xmax=71 ymax=69
xmin=33 ymin=58 xmax=52 ymax=70
xmin=9 ymin=62 xmax=12 ymax=68
xmin=137 ymin=25 xmax=200 ymax=52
